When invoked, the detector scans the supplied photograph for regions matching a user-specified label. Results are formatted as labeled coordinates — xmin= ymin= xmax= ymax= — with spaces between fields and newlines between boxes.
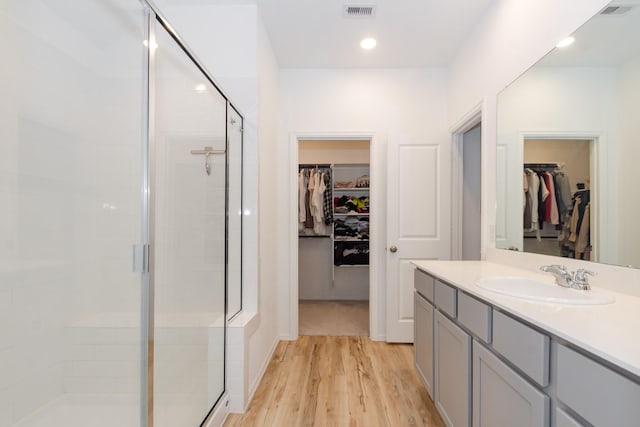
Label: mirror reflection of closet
xmin=298 ymin=140 xmax=371 ymax=337
xmin=523 ymin=139 xmax=592 ymax=259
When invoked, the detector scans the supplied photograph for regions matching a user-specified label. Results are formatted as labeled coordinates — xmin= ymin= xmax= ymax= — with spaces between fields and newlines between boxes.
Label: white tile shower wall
xmin=0 ymin=264 xmax=70 ymax=426
xmin=63 ymin=325 xmax=140 ymax=395
xmin=0 ymin=387 xmax=11 ymax=427
xmin=0 ymin=291 xmax=10 ymax=351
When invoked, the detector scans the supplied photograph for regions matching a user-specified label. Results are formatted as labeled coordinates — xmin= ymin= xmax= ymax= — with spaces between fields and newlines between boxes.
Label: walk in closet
xmin=298 ymin=140 xmax=370 ymax=336
xmin=523 ymin=139 xmax=592 ymax=259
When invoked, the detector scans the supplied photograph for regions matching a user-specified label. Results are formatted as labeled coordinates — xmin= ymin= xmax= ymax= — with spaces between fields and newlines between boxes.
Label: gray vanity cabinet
xmin=414 ymin=269 xmax=436 ymax=398
xmin=473 ymin=341 xmax=549 ymax=427
xmin=414 ymin=266 xmax=640 ymax=427
xmin=556 ymin=344 xmax=640 ymax=427
xmin=435 ymin=310 xmax=471 ymax=427
xmin=414 ymin=291 xmax=435 ymax=398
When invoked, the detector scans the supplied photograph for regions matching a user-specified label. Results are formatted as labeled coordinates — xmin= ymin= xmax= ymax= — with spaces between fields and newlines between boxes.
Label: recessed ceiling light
xmin=556 ymin=36 xmax=575 ymax=48
xmin=360 ymin=37 xmax=377 ymax=50
xmin=194 ymin=84 xmax=207 ymax=93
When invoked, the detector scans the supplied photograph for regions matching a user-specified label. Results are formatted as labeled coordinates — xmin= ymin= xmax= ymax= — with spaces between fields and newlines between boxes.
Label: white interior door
xmin=497 ymin=136 xmax=524 ymax=251
xmin=386 ymin=133 xmax=451 ymax=342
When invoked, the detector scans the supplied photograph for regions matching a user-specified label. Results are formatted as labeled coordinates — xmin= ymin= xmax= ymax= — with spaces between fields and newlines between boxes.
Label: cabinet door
xmin=435 ymin=311 xmax=471 ymax=427
xmin=556 ymin=344 xmax=640 ymax=427
xmin=473 ymin=341 xmax=549 ymax=427
xmin=415 ymin=292 xmax=435 ymax=398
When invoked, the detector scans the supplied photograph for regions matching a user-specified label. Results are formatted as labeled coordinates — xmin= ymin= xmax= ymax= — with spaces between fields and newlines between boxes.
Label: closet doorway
xmin=451 ymin=106 xmax=483 ymax=261
xmin=523 ymin=138 xmax=593 ymax=259
xmin=297 ymin=139 xmax=371 ymax=336
xmin=461 ymin=124 xmax=482 ymax=260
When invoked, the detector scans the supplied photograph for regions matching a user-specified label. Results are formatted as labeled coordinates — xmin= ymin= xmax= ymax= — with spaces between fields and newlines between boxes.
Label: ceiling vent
xmin=600 ymin=5 xmax=634 ymax=15
xmin=343 ymin=4 xmax=376 ymax=18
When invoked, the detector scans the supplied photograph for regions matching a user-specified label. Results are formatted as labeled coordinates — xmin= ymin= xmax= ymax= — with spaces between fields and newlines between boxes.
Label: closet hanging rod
xmin=299 ymin=163 xmax=331 ymax=168
xmin=524 ymin=162 xmax=564 ymax=170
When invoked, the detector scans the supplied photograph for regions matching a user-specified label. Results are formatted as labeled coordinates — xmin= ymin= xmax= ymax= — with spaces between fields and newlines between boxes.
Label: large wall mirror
xmin=496 ymin=0 xmax=640 ymax=268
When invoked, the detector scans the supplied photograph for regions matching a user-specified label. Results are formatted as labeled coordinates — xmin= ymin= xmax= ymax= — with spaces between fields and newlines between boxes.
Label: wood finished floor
xmin=224 ymin=336 xmax=445 ymax=427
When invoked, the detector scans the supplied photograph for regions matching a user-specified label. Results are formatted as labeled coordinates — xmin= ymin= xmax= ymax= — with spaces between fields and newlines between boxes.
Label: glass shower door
xmin=0 ymin=1 xmax=145 ymax=426
xmin=152 ymin=22 xmax=227 ymax=427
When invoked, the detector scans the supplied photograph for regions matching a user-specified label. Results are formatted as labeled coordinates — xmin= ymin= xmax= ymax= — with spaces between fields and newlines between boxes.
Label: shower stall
xmin=0 ymin=1 xmax=242 ymax=426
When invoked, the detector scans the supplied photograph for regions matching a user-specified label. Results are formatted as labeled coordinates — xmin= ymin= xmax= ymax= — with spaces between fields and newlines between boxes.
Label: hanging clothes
xmin=323 ymin=173 xmax=333 ymax=225
xmin=553 ymin=172 xmax=572 ymax=216
xmin=576 ymin=203 xmax=590 ymax=259
xmin=537 ymin=172 xmax=549 ymax=229
xmin=299 ymin=166 xmax=331 ymax=236
xmin=524 ymin=169 xmax=540 ymax=231
xmin=298 ymin=169 xmax=307 ymax=224
xmin=543 ymin=172 xmax=559 ymax=225
xmin=311 ymin=171 xmax=327 ymax=235
xmin=523 ymin=171 xmax=532 ymax=229
xmin=305 ymin=169 xmax=316 ymax=229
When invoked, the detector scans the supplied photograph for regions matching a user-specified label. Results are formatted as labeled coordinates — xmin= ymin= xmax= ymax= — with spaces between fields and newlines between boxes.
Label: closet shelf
xmin=334 ymin=212 xmax=369 ymax=216
xmin=333 ymin=187 xmax=369 ymax=191
xmin=334 ymin=264 xmax=369 ymax=268
xmin=334 ymin=238 xmax=369 ymax=242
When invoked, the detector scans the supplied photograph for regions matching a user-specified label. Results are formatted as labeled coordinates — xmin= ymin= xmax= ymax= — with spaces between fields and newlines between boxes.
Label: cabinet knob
xmin=389 ymin=245 xmax=398 ymax=253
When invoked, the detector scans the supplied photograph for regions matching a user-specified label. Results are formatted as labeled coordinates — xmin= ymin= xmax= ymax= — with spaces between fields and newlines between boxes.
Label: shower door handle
xmin=133 ymin=244 xmax=149 ymax=273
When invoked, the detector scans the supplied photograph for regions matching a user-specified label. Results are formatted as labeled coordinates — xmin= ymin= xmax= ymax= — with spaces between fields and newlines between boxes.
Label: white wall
xmin=448 ymin=0 xmax=610 ymax=256
xmin=249 ymin=10 xmax=280 ymax=395
xmin=278 ymin=68 xmax=449 ymax=339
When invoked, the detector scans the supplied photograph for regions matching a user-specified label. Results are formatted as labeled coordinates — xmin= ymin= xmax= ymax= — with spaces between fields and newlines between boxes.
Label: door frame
xmin=518 ymin=131 xmax=605 ymax=261
xmin=450 ymin=102 xmax=484 ymax=260
xmin=287 ymin=132 xmax=382 ymax=340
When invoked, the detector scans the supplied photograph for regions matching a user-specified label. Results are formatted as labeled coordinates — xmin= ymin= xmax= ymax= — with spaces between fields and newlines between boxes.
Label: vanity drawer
xmin=434 ymin=280 xmax=457 ymax=318
xmin=492 ymin=310 xmax=549 ymax=387
xmin=414 ymin=269 xmax=435 ymax=303
xmin=556 ymin=344 xmax=640 ymax=427
xmin=458 ymin=292 xmax=492 ymax=343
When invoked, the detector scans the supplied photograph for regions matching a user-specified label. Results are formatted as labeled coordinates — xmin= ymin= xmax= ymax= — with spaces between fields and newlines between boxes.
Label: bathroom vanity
xmin=413 ymin=260 xmax=640 ymax=427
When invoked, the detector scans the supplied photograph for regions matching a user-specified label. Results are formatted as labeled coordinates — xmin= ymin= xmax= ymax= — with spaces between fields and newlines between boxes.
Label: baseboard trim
xmin=246 ymin=337 xmax=280 ymax=410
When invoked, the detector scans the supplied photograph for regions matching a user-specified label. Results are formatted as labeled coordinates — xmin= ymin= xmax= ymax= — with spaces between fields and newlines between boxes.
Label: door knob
xmin=389 ymin=245 xmax=398 ymax=253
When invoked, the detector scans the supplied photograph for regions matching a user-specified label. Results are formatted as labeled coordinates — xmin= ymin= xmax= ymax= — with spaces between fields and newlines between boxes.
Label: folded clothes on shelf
xmin=334 ymin=195 xmax=369 ymax=213
xmin=334 ymin=217 xmax=369 ymax=240
xmin=334 ymin=181 xmax=354 ymax=188
xmin=334 ymin=241 xmax=369 ymax=265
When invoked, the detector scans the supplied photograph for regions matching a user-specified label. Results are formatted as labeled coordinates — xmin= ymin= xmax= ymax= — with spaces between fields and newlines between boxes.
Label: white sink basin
xmin=476 ymin=276 xmax=615 ymax=305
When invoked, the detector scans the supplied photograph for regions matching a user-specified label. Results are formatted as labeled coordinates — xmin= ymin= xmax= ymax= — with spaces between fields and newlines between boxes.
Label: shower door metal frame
xmin=141 ymin=5 xmax=155 ymax=427
xmin=140 ymin=1 xmax=245 ymax=425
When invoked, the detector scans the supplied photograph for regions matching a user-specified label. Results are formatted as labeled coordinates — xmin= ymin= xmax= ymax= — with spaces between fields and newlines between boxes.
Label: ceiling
xmin=255 ymin=0 xmax=496 ymax=68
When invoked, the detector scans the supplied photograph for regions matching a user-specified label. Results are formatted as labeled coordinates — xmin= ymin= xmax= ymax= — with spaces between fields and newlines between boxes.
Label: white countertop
xmin=413 ymin=260 xmax=640 ymax=379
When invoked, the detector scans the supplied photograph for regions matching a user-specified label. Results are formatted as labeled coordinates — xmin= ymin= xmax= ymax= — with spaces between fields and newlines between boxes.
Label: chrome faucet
xmin=572 ymin=268 xmax=596 ymax=290
xmin=540 ymin=265 xmax=596 ymax=290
